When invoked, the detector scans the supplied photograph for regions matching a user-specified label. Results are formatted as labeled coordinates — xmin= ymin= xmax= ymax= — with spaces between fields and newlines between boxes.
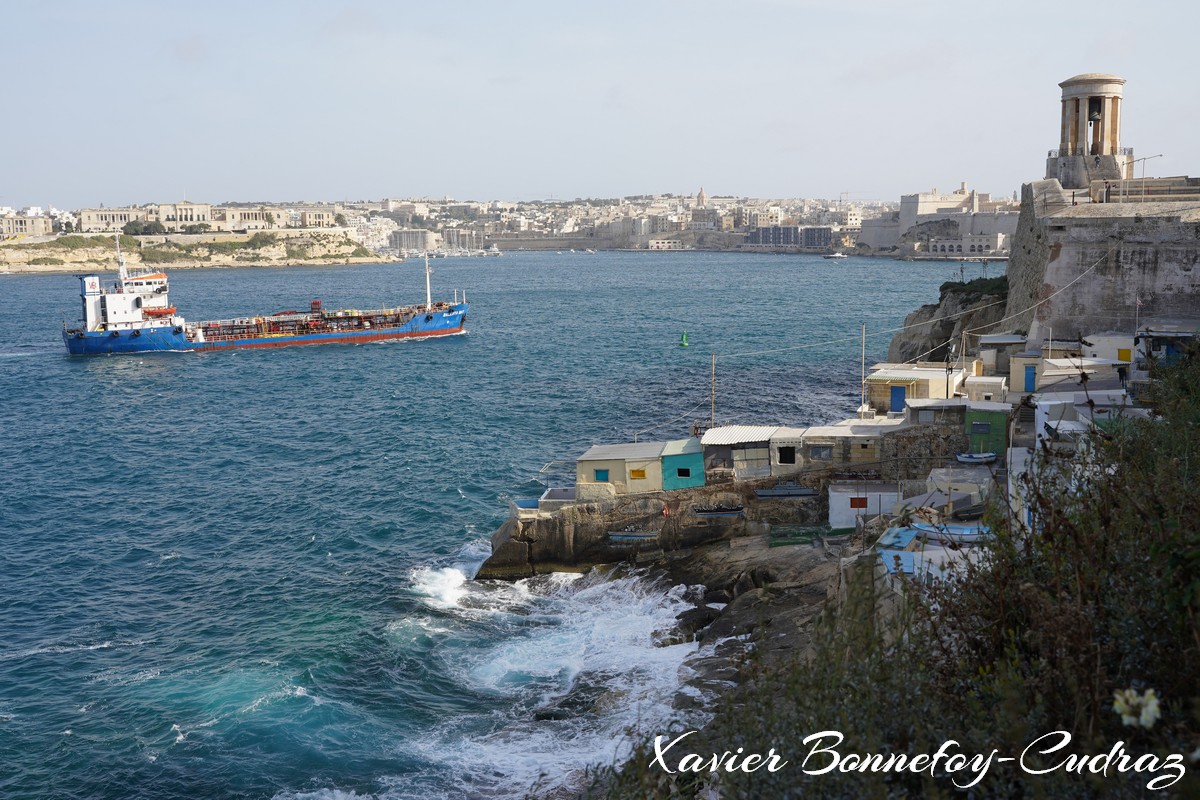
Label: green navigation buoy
xmin=680 ymin=331 xmax=689 ymax=347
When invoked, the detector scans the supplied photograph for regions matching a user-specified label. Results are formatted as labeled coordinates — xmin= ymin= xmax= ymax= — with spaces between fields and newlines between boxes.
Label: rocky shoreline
xmin=473 ymin=480 xmax=872 ymax=795
xmin=659 ymin=529 xmax=851 ymax=704
xmin=0 ymin=256 xmax=384 ymax=274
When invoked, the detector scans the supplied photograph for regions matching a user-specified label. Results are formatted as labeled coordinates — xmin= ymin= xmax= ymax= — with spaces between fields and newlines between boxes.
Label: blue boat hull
xmin=64 ymin=305 xmax=467 ymax=355
xmin=63 ymin=326 xmax=192 ymax=355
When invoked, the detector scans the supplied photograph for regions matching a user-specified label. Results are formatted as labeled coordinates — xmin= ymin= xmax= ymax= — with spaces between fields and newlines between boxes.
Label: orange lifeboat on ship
xmin=144 ymin=307 xmax=177 ymax=317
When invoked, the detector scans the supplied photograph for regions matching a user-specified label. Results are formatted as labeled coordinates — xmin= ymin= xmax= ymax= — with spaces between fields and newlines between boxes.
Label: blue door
xmin=1024 ymin=364 xmax=1036 ymax=392
xmin=889 ymin=385 xmax=906 ymax=413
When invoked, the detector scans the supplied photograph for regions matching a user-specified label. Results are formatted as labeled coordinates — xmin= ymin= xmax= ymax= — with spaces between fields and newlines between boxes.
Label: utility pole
xmin=710 ymin=353 xmax=716 ymax=429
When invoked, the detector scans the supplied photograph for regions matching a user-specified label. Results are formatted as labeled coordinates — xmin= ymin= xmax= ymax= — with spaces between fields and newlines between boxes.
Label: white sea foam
xmin=0 ymin=638 xmax=151 ymax=663
xmin=89 ymin=667 xmax=162 ymax=687
xmin=392 ymin=566 xmax=711 ymax=798
xmin=384 ymin=616 xmax=453 ymax=641
xmin=272 ymin=790 xmax=375 ymax=800
xmin=410 ymin=566 xmax=470 ymax=609
xmin=238 ymin=683 xmax=317 ymax=715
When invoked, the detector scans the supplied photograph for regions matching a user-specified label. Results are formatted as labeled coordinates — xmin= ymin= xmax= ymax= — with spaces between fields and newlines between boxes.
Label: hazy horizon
xmin=3 ymin=0 xmax=1197 ymax=210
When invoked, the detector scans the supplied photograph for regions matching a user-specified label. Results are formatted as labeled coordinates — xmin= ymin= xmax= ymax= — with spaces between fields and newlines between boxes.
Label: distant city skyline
xmin=3 ymin=0 xmax=1197 ymax=210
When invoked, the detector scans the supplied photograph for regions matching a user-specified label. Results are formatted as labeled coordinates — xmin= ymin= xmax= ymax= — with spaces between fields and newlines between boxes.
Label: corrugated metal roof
xmin=867 ymin=366 xmax=961 ymax=383
xmin=578 ymin=441 xmax=666 ymax=461
xmin=906 ymin=398 xmax=968 ymax=408
xmin=660 ymin=437 xmax=701 ymax=457
xmin=700 ymin=425 xmax=780 ymax=446
xmin=967 ymin=400 xmax=1012 ymax=412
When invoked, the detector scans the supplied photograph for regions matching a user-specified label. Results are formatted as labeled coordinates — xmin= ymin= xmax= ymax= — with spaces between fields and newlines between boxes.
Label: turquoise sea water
xmin=0 ymin=252 xmax=984 ymax=799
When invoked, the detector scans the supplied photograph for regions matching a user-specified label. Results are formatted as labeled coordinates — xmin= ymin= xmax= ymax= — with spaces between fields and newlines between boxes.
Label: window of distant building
xmin=630 ymin=469 xmax=647 ymax=480
xmin=971 ymin=421 xmax=992 ymax=434
xmin=809 ymin=445 xmax=833 ymax=461
xmin=676 ymin=467 xmax=691 ymax=478
xmin=594 ymin=469 xmax=609 ymax=482
xmin=778 ymin=446 xmax=796 ymax=465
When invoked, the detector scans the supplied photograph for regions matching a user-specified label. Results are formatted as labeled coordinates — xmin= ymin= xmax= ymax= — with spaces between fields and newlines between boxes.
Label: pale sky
xmin=3 ymin=0 xmax=1197 ymax=209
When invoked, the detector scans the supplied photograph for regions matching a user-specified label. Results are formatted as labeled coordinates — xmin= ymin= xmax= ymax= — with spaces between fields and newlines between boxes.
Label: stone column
xmin=1078 ymin=98 xmax=1090 ymax=156
xmin=1060 ymin=99 xmax=1071 ymax=152
xmin=1110 ymin=96 xmax=1121 ymax=155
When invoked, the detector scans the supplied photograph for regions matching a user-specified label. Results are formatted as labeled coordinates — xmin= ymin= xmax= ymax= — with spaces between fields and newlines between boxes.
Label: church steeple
xmin=696 ymin=186 xmax=707 ymax=208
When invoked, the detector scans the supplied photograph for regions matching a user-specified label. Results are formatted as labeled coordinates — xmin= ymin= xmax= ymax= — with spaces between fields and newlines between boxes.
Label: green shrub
xmin=140 ymin=247 xmax=190 ymax=264
xmin=939 ymin=275 xmax=1008 ymax=300
xmin=246 ymin=232 xmax=277 ymax=248
xmin=29 ymin=257 xmax=65 ymax=265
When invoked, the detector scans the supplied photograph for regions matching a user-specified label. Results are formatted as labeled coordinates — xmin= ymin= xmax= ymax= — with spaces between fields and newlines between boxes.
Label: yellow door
xmin=1118 ymin=348 xmax=1131 ymax=362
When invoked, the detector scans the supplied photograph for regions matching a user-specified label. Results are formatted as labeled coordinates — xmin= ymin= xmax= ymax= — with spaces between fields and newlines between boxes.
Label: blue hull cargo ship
xmin=62 ymin=242 xmax=468 ymax=355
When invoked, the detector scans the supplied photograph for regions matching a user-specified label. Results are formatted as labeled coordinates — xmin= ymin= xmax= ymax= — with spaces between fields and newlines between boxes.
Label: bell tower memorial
xmin=1045 ymin=73 xmax=1133 ymax=190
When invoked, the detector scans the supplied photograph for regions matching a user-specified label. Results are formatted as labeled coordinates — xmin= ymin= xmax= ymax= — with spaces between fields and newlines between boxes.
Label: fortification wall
xmin=1004 ymin=180 xmax=1200 ymax=341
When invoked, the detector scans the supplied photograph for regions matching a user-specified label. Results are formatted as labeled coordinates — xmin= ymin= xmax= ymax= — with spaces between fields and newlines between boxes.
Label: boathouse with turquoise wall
xmin=660 ymin=438 xmax=704 ymax=491
xmin=964 ymin=401 xmax=1010 ymax=454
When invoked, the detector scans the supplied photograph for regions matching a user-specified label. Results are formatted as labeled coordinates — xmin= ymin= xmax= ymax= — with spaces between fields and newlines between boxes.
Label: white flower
xmin=1138 ymin=689 xmax=1161 ymax=729
xmin=1112 ymin=688 xmax=1161 ymax=729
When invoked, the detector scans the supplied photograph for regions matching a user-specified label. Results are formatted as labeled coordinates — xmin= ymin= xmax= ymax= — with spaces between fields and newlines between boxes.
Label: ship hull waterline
xmin=62 ymin=317 xmax=467 ymax=356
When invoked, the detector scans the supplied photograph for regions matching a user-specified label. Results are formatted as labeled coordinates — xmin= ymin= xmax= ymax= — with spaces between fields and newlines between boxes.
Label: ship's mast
xmin=115 ymin=233 xmax=129 ymax=286
xmin=425 ymin=253 xmax=432 ymax=311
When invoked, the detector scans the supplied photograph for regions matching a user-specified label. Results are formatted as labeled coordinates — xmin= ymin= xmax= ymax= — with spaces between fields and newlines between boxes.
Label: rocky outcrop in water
xmin=886 ymin=277 xmax=1009 ymax=363
xmin=475 ymin=482 xmax=826 ymax=581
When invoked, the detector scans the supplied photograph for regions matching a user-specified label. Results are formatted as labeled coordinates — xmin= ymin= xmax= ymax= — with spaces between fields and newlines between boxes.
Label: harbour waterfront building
xmin=78 ymin=201 xmax=343 ymax=233
xmin=926 ymin=232 xmax=1006 ymax=255
xmin=78 ymin=207 xmax=151 ymax=232
xmin=1 ymin=212 xmax=54 ymax=237
xmin=389 ymin=228 xmax=440 ymax=253
xmin=214 ymin=207 xmax=279 ymax=230
xmin=747 ymin=207 xmax=783 ymax=228
xmin=802 ymin=226 xmax=833 ymax=249
xmin=156 ymin=201 xmax=212 ymax=228
xmin=857 ymin=182 xmax=1018 ymax=254
xmin=746 ymin=226 xmax=801 ymax=247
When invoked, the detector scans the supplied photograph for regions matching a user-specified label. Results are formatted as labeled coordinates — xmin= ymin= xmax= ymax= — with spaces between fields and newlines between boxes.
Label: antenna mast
xmin=115 ymin=233 xmax=128 ymax=285
xmin=424 ymin=253 xmax=432 ymax=311
xmin=710 ymin=353 xmax=716 ymax=429
xmin=860 ymin=323 xmax=866 ymax=414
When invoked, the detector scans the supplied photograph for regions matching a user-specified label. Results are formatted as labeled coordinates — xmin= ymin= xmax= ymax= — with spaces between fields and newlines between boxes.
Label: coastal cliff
xmin=886 ymin=276 xmax=1008 ymax=363
xmin=0 ymin=232 xmax=378 ymax=272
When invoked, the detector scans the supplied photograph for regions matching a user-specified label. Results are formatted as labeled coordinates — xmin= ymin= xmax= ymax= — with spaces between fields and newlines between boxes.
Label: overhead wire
xmin=718 ymin=242 xmax=1119 ymax=362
